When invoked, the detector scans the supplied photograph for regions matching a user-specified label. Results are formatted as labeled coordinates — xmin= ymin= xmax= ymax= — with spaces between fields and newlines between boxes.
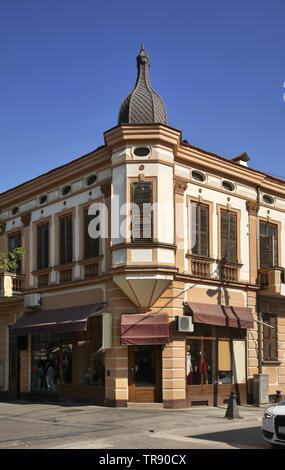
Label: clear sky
xmin=0 ymin=0 xmax=285 ymax=193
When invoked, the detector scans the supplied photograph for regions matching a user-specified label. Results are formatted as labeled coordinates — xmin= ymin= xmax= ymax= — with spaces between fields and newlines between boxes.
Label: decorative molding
xmin=21 ymin=213 xmax=32 ymax=227
xmin=246 ymin=200 xmax=260 ymax=216
xmin=174 ymin=177 xmax=188 ymax=195
xmin=0 ymin=222 xmax=6 ymax=235
xmin=100 ymin=180 xmax=111 ymax=198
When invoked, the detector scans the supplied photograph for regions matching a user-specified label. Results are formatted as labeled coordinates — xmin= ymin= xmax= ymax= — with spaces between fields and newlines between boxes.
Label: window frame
xmin=59 ymin=214 xmax=73 ymax=265
xmin=262 ymin=313 xmax=278 ymax=362
xmin=190 ymin=201 xmax=209 ymax=258
xmin=131 ymin=180 xmax=153 ymax=243
xmin=259 ymin=221 xmax=278 ymax=269
xmin=220 ymin=209 xmax=238 ymax=263
xmin=37 ymin=223 xmax=49 ymax=270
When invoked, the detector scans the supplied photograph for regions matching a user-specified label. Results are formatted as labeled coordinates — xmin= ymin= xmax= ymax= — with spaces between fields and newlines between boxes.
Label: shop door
xmin=128 ymin=346 xmax=162 ymax=403
xmin=60 ymin=343 xmax=74 ymax=400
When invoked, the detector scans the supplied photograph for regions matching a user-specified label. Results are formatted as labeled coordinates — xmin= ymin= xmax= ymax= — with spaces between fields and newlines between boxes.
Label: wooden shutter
xmin=191 ymin=203 xmax=198 ymax=254
xmin=221 ymin=210 xmax=229 ymax=259
xmin=37 ymin=224 xmax=49 ymax=270
xmin=191 ymin=203 xmax=209 ymax=257
xmin=60 ymin=216 xmax=72 ymax=264
xmin=132 ymin=182 xmax=153 ymax=242
xmin=84 ymin=208 xmax=99 ymax=259
xmin=221 ymin=210 xmax=237 ymax=262
xmin=200 ymin=205 xmax=209 ymax=257
xmin=229 ymin=213 xmax=237 ymax=262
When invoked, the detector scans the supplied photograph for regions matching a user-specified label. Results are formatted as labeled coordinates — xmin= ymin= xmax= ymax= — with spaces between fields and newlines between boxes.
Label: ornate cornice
xmin=246 ymin=200 xmax=260 ymax=216
xmin=21 ymin=212 xmax=31 ymax=227
xmin=174 ymin=177 xmax=188 ymax=195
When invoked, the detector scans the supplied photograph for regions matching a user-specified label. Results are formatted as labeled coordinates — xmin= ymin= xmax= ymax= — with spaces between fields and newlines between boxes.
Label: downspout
xmin=256 ymin=186 xmax=263 ymax=374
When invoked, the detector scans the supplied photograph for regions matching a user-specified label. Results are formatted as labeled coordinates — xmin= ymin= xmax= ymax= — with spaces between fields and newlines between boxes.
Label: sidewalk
xmin=0 ymin=400 xmax=270 ymax=449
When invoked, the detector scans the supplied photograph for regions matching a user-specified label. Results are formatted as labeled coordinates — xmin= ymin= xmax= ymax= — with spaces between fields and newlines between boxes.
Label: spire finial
xmin=118 ymin=46 xmax=168 ymax=125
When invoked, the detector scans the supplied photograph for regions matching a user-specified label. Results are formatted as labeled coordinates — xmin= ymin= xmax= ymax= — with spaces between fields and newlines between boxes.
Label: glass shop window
xmin=186 ymin=338 xmax=216 ymax=386
xmin=77 ymin=340 xmax=105 ymax=387
xmin=31 ymin=334 xmax=60 ymax=393
xmin=62 ymin=344 xmax=73 ymax=385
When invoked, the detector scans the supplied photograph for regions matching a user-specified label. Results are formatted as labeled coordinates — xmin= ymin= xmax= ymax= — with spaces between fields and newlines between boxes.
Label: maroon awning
xmin=187 ymin=302 xmax=254 ymax=329
xmin=121 ymin=314 xmax=170 ymax=345
xmin=10 ymin=303 xmax=104 ymax=336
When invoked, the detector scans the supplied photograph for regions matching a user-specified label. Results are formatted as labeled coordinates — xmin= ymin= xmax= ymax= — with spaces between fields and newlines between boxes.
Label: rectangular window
xmin=263 ymin=314 xmax=278 ymax=361
xmin=8 ymin=232 xmax=22 ymax=274
xmin=220 ymin=210 xmax=237 ymax=263
xmin=260 ymin=222 xmax=278 ymax=269
xmin=191 ymin=203 xmax=209 ymax=257
xmin=59 ymin=216 xmax=73 ymax=265
xmin=37 ymin=224 xmax=49 ymax=270
xmin=84 ymin=208 xmax=99 ymax=259
xmin=131 ymin=181 xmax=153 ymax=242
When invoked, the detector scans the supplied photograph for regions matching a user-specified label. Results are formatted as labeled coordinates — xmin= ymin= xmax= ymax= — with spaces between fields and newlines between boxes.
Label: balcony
xmin=259 ymin=267 xmax=285 ymax=296
xmin=0 ymin=271 xmax=25 ymax=299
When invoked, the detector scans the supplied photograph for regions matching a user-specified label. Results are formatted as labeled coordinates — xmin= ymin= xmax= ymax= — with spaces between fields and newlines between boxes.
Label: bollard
xmin=225 ymin=392 xmax=240 ymax=419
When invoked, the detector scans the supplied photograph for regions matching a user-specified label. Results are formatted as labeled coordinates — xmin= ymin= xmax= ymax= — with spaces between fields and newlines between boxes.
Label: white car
xmin=263 ymin=401 xmax=285 ymax=447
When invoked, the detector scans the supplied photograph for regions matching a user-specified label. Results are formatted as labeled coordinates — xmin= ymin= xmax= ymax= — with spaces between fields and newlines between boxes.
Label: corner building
xmin=1 ymin=46 xmax=285 ymax=407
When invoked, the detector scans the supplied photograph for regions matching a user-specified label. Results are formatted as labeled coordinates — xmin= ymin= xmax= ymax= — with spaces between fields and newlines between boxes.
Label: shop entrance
xmin=128 ymin=346 xmax=162 ymax=403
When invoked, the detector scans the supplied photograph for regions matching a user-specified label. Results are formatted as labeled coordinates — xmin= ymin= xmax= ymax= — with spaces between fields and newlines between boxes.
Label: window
xmin=8 ymin=232 xmax=22 ymax=274
xmin=260 ymin=222 xmax=277 ymax=269
xmin=86 ymin=174 xmax=97 ymax=186
xmin=262 ymin=314 xmax=278 ymax=361
xmin=133 ymin=147 xmax=150 ymax=157
xmin=191 ymin=203 xmax=209 ymax=257
xmin=39 ymin=194 xmax=47 ymax=205
xmin=11 ymin=207 xmax=19 ymax=216
xmin=59 ymin=216 xmax=73 ymax=264
xmin=263 ymin=194 xmax=274 ymax=205
xmin=61 ymin=185 xmax=71 ymax=196
xmin=222 ymin=180 xmax=235 ymax=192
xmin=220 ymin=210 xmax=237 ymax=262
xmin=37 ymin=224 xmax=49 ymax=270
xmin=192 ymin=170 xmax=206 ymax=182
xmin=84 ymin=207 xmax=100 ymax=259
xmin=131 ymin=181 xmax=153 ymax=242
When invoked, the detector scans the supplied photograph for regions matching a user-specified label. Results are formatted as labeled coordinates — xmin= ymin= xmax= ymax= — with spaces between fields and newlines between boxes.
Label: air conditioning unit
xmin=24 ymin=293 xmax=41 ymax=308
xmin=176 ymin=315 xmax=193 ymax=333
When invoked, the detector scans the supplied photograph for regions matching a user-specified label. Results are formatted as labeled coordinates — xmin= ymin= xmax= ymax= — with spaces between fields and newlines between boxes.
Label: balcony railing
xmin=259 ymin=267 xmax=285 ymax=296
xmin=0 ymin=271 xmax=25 ymax=298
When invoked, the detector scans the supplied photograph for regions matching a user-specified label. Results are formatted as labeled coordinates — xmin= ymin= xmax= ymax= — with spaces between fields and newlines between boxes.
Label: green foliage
xmin=0 ymin=247 xmax=25 ymax=272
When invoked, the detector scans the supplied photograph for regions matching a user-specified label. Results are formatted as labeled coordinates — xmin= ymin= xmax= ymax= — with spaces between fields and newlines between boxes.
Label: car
xmin=262 ymin=401 xmax=285 ymax=447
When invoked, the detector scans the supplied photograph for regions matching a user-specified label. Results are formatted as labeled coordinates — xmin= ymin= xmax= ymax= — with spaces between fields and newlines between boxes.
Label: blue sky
xmin=0 ymin=0 xmax=285 ymax=192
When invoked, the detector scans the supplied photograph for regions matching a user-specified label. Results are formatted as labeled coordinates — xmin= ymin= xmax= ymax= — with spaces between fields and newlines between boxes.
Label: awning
xmin=121 ymin=314 xmax=170 ymax=345
xmin=187 ymin=302 xmax=254 ymax=329
xmin=10 ymin=303 xmax=104 ymax=336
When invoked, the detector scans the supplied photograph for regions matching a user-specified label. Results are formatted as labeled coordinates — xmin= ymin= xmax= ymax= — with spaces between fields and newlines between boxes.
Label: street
xmin=0 ymin=401 xmax=272 ymax=450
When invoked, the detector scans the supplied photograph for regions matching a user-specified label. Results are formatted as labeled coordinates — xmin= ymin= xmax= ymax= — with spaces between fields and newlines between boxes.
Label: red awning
xmin=10 ymin=303 xmax=104 ymax=336
xmin=187 ymin=302 xmax=254 ymax=329
xmin=121 ymin=314 xmax=170 ymax=345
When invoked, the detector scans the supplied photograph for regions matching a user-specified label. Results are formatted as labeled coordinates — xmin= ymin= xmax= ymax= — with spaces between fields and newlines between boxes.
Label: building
xmin=0 ymin=45 xmax=285 ymax=407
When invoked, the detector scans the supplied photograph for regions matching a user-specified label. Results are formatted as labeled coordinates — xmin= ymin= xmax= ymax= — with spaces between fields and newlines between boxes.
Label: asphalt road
xmin=0 ymin=400 xmax=272 ymax=451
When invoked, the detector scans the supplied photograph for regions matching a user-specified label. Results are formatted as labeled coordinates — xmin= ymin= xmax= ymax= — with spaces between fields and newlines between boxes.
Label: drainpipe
xmin=256 ymin=186 xmax=263 ymax=375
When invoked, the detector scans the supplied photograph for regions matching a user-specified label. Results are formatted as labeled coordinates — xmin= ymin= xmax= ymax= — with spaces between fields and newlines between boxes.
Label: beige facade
xmin=0 ymin=122 xmax=284 ymax=407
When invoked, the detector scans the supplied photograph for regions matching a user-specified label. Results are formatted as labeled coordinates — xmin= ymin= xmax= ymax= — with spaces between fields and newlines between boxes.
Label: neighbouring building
xmin=0 ymin=46 xmax=285 ymax=408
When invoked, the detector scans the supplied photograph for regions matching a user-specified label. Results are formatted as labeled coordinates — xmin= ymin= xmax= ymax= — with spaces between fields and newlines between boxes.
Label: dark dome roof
xmin=118 ymin=45 xmax=168 ymax=126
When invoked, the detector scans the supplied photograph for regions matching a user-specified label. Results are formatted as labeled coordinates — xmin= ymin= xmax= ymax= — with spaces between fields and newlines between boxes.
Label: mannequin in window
xmin=186 ymin=344 xmax=193 ymax=385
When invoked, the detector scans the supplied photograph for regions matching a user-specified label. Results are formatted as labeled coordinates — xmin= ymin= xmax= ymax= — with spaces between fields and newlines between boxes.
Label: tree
xmin=0 ymin=227 xmax=25 ymax=272
xmin=0 ymin=247 xmax=25 ymax=272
